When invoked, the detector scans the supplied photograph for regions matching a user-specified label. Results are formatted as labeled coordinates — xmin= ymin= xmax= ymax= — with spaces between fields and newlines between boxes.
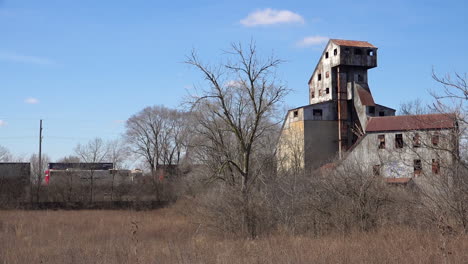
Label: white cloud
xmin=0 ymin=51 xmax=55 ymax=66
xmin=0 ymin=120 xmax=6 ymax=127
xmin=240 ymin=8 xmax=304 ymax=27
xmin=224 ymin=80 xmax=243 ymax=88
xmin=25 ymin=97 xmax=39 ymax=104
xmin=296 ymin=36 xmax=329 ymax=47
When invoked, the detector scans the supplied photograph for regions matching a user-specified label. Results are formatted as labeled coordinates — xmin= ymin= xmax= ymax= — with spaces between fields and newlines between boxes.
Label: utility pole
xmin=36 ymin=119 xmax=43 ymax=203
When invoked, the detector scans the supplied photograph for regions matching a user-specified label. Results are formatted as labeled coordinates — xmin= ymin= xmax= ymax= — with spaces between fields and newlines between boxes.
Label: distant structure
xmin=278 ymin=39 xmax=458 ymax=181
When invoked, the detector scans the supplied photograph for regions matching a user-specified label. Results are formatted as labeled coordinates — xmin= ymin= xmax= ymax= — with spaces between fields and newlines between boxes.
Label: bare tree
xmin=29 ymin=153 xmax=51 ymax=203
xmin=185 ymin=41 xmax=289 ymax=238
xmin=74 ymin=137 xmax=110 ymax=203
xmin=399 ymin=98 xmax=433 ymax=115
xmin=0 ymin=145 xmax=12 ymax=162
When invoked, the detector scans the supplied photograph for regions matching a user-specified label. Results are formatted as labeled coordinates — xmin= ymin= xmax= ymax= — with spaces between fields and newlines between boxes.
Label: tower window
xmin=293 ymin=110 xmax=298 ymax=118
xmin=326 ymin=71 xmax=330 ymax=78
xmin=414 ymin=159 xmax=422 ymax=175
xmin=334 ymin=48 xmax=338 ymax=56
xmin=325 ymin=52 xmax=329 ymax=58
xmin=318 ymin=74 xmax=322 ymax=81
xmin=379 ymin=111 xmax=385 ymax=116
xmin=318 ymin=89 xmax=323 ymax=97
xmin=378 ymin=135 xmax=385 ymax=149
xmin=368 ymin=106 xmax=375 ymax=114
xmin=367 ymin=49 xmax=374 ymax=56
xmin=354 ymin=49 xmax=362 ymax=55
xmin=395 ymin=134 xmax=404 ymax=148
xmin=325 ymin=88 xmax=330 ymax=94
xmin=311 ymin=90 xmax=315 ymax=98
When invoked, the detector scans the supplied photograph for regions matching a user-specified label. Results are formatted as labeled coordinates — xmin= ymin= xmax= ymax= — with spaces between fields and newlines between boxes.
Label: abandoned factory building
xmin=277 ymin=39 xmax=458 ymax=181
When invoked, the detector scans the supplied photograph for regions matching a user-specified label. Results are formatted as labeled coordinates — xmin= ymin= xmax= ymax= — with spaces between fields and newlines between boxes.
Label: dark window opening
xmin=432 ymin=159 xmax=440 ymax=174
xmin=325 ymin=52 xmax=329 ymax=59
xmin=354 ymin=49 xmax=363 ymax=55
xmin=344 ymin=48 xmax=350 ymax=54
xmin=293 ymin=110 xmax=298 ymax=118
xmin=358 ymin=74 xmax=364 ymax=82
xmin=326 ymin=71 xmax=330 ymax=78
xmin=378 ymin=135 xmax=385 ymax=149
xmin=318 ymin=74 xmax=322 ymax=81
xmin=325 ymin=88 xmax=330 ymax=94
xmin=367 ymin=49 xmax=374 ymax=56
xmin=379 ymin=111 xmax=385 ymax=116
xmin=413 ymin=133 xmax=421 ymax=148
xmin=373 ymin=165 xmax=381 ymax=176
xmin=334 ymin=48 xmax=338 ymax=56
xmin=369 ymin=106 xmax=375 ymax=114
xmin=313 ymin=109 xmax=323 ymax=120
xmin=432 ymin=133 xmax=440 ymax=146
xmin=311 ymin=90 xmax=315 ymax=98
xmin=414 ymin=159 xmax=422 ymax=175
xmin=395 ymin=134 xmax=404 ymax=148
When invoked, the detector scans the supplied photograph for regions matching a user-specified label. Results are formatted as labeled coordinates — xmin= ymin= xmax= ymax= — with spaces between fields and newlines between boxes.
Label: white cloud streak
xmin=240 ymin=8 xmax=304 ymax=27
xmin=0 ymin=51 xmax=56 ymax=66
xmin=25 ymin=97 xmax=39 ymax=104
xmin=296 ymin=36 xmax=329 ymax=47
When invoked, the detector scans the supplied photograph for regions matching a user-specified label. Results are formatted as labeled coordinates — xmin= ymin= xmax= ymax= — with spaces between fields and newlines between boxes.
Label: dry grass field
xmin=1 ymin=203 xmax=468 ymax=264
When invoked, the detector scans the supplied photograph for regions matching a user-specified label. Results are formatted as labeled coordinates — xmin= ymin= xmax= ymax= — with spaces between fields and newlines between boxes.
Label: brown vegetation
xmin=1 ymin=204 xmax=468 ymax=264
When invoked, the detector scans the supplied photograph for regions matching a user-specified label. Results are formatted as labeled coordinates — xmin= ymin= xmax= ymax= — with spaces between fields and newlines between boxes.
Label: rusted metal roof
xmin=331 ymin=39 xmax=376 ymax=48
xmin=385 ymin=177 xmax=412 ymax=184
xmin=357 ymin=87 xmax=376 ymax=106
xmin=366 ymin=113 xmax=457 ymax=132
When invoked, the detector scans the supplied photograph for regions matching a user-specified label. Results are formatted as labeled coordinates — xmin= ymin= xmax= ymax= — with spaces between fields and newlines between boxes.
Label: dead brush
xmin=130 ymin=220 xmax=140 ymax=264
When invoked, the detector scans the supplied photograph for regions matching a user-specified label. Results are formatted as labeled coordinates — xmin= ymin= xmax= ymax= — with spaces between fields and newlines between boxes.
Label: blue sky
xmin=0 ymin=0 xmax=467 ymax=161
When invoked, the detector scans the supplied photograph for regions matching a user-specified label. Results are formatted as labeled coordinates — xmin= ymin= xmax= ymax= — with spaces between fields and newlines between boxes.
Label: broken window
xmin=379 ymin=111 xmax=385 ymax=116
xmin=432 ymin=159 xmax=440 ymax=174
xmin=325 ymin=52 xmax=329 ymax=59
xmin=432 ymin=132 xmax=440 ymax=146
xmin=318 ymin=74 xmax=322 ymax=81
xmin=414 ymin=159 xmax=422 ymax=175
xmin=358 ymin=74 xmax=364 ymax=82
xmin=313 ymin=109 xmax=323 ymax=120
xmin=325 ymin=88 xmax=330 ymax=94
xmin=311 ymin=90 xmax=315 ymax=98
xmin=326 ymin=71 xmax=330 ymax=78
xmin=367 ymin=49 xmax=374 ymax=56
xmin=368 ymin=106 xmax=375 ymax=114
xmin=395 ymin=134 xmax=404 ymax=148
xmin=378 ymin=135 xmax=385 ymax=149
xmin=334 ymin=48 xmax=338 ymax=56
xmin=354 ymin=48 xmax=362 ymax=55
xmin=413 ymin=133 xmax=421 ymax=148
xmin=293 ymin=110 xmax=298 ymax=118
xmin=318 ymin=89 xmax=323 ymax=97
xmin=373 ymin=165 xmax=381 ymax=176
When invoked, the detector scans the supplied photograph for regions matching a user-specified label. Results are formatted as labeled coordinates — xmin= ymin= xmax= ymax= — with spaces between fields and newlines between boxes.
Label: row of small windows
xmin=292 ymin=109 xmax=323 ymax=120
xmin=373 ymin=159 xmax=440 ymax=176
xmin=311 ymin=88 xmax=330 ymax=98
xmin=325 ymin=48 xmax=375 ymax=58
xmin=317 ymin=71 xmax=330 ymax=81
xmin=377 ymin=133 xmax=440 ymax=149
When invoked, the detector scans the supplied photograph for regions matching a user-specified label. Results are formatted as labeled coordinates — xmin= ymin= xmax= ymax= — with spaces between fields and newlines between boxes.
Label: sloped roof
xmin=366 ymin=113 xmax=457 ymax=132
xmin=385 ymin=178 xmax=412 ymax=184
xmin=331 ymin=39 xmax=376 ymax=48
xmin=357 ymin=87 xmax=376 ymax=106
